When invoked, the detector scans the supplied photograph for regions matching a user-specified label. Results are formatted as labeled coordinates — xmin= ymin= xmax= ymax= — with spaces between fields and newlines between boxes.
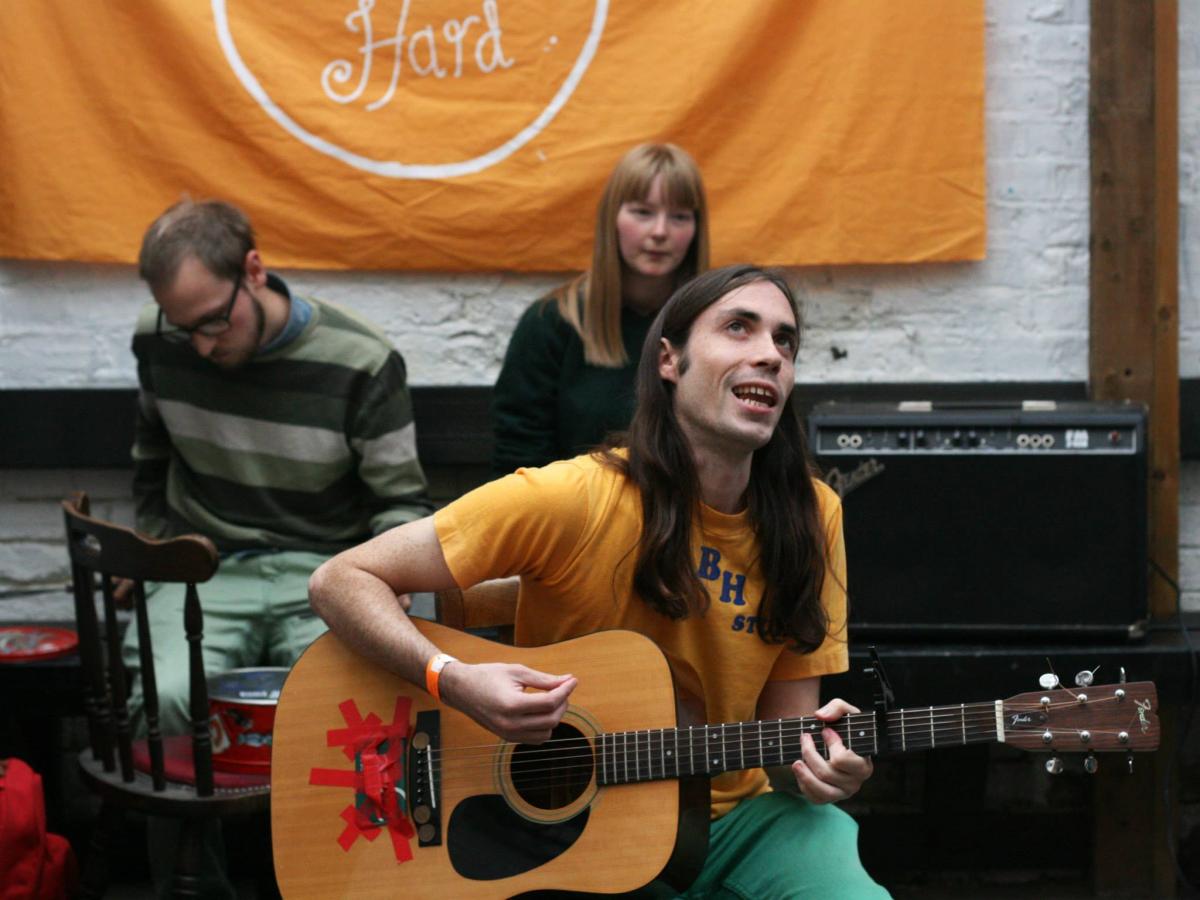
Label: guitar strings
xmin=421 ymin=691 xmax=1135 ymax=763
xmin=424 ymin=709 xmax=1007 ymax=777
xmin=419 ymin=724 xmax=1144 ymax=791
xmin=428 ymin=712 xmax=999 ymax=767
xmin=409 ymin=694 xmax=1142 ymax=787
xmin=421 ymin=706 xmax=975 ymax=760
xmin=424 ymin=726 xmax=1145 ymax=788
xmin=423 ymin=693 xmax=1123 ymax=763
xmin=431 ymin=718 xmax=1006 ymax=769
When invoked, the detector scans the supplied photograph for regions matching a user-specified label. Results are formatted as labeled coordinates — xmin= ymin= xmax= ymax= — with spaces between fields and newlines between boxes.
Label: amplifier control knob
xmin=951 ymin=430 xmax=963 ymax=447
xmin=897 ymin=430 xmax=909 ymax=448
xmin=915 ymin=430 xmax=927 ymax=448
xmin=967 ymin=430 xmax=979 ymax=447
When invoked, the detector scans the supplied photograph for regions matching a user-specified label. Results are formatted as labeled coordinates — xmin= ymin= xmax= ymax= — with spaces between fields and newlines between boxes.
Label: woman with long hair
xmin=491 ymin=142 xmax=710 ymax=475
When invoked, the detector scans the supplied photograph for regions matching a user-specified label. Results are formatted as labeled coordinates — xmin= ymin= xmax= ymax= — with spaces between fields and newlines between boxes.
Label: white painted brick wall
xmin=0 ymin=468 xmax=134 ymax=588
xmin=1 ymin=0 xmax=1198 ymax=611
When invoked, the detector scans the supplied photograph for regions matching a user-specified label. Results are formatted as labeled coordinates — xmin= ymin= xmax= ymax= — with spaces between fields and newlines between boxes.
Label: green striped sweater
xmin=131 ymin=286 xmax=431 ymax=554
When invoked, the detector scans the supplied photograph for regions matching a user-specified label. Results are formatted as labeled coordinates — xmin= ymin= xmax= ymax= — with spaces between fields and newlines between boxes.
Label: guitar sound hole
xmin=510 ymin=722 xmax=594 ymax=811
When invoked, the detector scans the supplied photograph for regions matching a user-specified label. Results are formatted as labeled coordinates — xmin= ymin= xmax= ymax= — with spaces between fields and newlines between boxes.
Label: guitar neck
xmin=596 ymin=701 xmax=1003 ymax=785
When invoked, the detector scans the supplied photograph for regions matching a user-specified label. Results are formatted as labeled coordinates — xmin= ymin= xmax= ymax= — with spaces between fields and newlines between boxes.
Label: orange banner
xmin=0 ymin=1 xmax=984 ymax=271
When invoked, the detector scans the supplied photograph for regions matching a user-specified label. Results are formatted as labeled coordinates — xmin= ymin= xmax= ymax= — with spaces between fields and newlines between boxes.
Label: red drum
xmin=207 ymin=667 xmax=289 ymax=774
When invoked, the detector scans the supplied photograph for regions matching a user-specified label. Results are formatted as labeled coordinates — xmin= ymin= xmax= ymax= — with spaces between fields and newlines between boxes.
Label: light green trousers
xmin=121 ymin=549 xmax=329 ymax=737
xmin=637 ymin=791 xmax=890 ymax=899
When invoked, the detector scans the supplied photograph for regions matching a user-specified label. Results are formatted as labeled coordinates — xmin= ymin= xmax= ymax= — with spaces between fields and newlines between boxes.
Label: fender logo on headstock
xmin=1010 ymin=713 xmax=1033 ymax=726
xmin=1135 ymin=698 xmax=1152 ymax=734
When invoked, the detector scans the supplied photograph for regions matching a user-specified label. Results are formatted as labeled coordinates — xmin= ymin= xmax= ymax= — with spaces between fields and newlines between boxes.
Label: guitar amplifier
xmin=809 ymin=401 xmax=1148 ymax=640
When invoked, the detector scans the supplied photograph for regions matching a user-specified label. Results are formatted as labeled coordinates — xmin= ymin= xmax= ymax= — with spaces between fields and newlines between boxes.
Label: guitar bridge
xmin=408 ymin=710 xmax=442 ymax=846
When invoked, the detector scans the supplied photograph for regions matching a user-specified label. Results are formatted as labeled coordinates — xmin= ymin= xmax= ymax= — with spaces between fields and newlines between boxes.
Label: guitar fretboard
xmin=596 ymin=702 xmax=1003 ymax=785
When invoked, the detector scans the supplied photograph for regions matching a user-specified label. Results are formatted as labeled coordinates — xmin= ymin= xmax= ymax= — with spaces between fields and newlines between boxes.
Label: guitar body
xmin=271 ymin=621 xmax=709 ymax=898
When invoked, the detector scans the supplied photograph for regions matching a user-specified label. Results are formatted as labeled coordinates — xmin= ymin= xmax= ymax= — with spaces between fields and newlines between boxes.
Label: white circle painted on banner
xmin=212 ymin=1 xmax=608 ymax=180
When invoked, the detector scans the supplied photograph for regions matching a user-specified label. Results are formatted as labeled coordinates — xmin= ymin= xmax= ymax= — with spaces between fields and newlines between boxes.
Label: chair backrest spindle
xmin=68 ymin=552 xmax=114 ymax=770
xmin=132 ymin=579 xmax=166 ymax=791
xmin=185 ymin=583 xmax=215 ymax=797
xmin=99 ymin=571 xmax=136 ymax=782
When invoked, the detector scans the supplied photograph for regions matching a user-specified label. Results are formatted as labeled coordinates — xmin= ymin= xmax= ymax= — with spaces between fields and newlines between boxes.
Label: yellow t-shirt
xmin=434 ymin=453 xmax=848 ymax=817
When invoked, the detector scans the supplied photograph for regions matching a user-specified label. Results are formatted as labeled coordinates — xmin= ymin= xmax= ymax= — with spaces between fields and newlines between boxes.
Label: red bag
xmin=0 ymin=758 xmax=77 ymax=899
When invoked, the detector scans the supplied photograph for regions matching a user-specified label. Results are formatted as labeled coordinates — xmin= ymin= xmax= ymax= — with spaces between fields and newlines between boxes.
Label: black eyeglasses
xmin=156 ymin=272 xmax=243 ymax=344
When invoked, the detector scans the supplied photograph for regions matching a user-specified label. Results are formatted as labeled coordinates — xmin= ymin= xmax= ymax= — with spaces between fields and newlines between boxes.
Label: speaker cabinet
xmin=809 ymin=402 xmax=1148 ymax=640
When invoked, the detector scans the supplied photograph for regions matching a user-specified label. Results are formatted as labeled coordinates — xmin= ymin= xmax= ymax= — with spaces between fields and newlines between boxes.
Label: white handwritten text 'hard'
xmin=322 ymin=0 xmax=515 ymax=110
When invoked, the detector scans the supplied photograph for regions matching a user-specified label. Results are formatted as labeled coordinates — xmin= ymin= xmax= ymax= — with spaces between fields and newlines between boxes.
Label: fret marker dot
xmin=711 ymin=758 xmax=719 ymax=766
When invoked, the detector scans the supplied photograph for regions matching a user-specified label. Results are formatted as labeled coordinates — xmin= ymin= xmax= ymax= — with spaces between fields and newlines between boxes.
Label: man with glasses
xmin=132 ymin=197 xmax=431 ymax=718
xmin=129 ymin=198 xmax=431 ymax=895
xmin=133 ymin=199 xmax=432 ymax=734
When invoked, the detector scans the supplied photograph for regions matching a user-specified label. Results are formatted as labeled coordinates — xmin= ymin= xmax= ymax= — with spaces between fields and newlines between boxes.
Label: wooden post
xmin=1089 ymin=2 xmax=1179 ymax=896
xmin=1089 ymin=1 xmax=1179 ymax=618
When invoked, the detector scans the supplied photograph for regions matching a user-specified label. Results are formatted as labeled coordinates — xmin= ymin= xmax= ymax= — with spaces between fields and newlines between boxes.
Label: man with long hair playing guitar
xmin=308 ymin=264 xmax=889 ymax=897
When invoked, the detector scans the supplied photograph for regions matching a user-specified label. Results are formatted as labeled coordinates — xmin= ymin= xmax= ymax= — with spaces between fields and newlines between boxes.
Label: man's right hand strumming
xmin=440 ymin=661 xmax=577 ymax=745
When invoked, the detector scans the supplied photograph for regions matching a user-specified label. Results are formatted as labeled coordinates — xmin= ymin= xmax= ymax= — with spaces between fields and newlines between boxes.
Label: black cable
xmin=1147 ymin=558 xmax=1199 ymax=895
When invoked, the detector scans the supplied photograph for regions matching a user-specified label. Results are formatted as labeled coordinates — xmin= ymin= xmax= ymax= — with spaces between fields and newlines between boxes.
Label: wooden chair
xmin=434 ymin=576 xmax=520 ymax=642
xmin=62 ymin=492 xmax=270 ymax=898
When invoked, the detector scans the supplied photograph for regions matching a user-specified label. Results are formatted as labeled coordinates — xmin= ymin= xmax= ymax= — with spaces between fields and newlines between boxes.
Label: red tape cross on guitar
xmin=308 ymin=696 xmax=417 ymax=862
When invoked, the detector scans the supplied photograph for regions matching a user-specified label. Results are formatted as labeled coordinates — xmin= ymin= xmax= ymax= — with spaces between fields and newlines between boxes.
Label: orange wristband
xmin=425 ymin=652 xmax=457 ymax=703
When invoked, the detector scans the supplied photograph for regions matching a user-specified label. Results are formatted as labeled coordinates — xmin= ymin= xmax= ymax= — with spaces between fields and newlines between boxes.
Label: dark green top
xmin=491 ymin=297 xmax=656 ymax=476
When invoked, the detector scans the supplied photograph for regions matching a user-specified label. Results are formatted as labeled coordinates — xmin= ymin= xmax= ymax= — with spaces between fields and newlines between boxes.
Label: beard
xmin=210 ymin=293 xmax=266 ymax=370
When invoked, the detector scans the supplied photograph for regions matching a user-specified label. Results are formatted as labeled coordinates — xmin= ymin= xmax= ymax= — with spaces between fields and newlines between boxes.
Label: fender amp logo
xmin=824 ymin=458 xmax=885 ymax=499
xmin=213 ymin=0 xmax=608 ymax=179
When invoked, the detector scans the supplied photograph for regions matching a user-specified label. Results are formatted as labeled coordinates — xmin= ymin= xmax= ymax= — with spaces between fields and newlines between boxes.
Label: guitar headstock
xmin=1001 ymin=682 xmax=1159 ymax=753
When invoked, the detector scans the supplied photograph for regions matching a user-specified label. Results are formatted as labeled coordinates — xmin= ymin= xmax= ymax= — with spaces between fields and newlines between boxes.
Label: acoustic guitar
xmin=270 ymin=619 xmax=1159 ymax=898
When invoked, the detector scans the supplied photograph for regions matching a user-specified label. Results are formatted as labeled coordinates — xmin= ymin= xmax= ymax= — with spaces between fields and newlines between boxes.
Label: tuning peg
xmin=1074 ymin=667 xmax=1098 ymax=687
xmin=1039 ymin=672 xmax=1060 ymax=690
xmin=1119 ymin=667 xmax=1126 ymax=684
xmin=1045 ymin=757 xmax=1064 ymax=775
xmin=1084 ymin=754 xmax=1099 ymax=775
xmin=1126 ymin=753 xmax=1134 ymax=775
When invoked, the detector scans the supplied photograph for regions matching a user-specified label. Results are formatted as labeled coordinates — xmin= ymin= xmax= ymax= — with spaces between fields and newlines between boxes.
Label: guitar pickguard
xmin=448 ymin=794 xmax=590 ymax=881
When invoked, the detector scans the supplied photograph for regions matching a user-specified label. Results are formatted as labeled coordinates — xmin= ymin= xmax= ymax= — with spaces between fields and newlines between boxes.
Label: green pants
xmin=658 ymin=791 xmax=890 ymax=899
xmin=121 ymin=549 xmax=329 ymax=737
